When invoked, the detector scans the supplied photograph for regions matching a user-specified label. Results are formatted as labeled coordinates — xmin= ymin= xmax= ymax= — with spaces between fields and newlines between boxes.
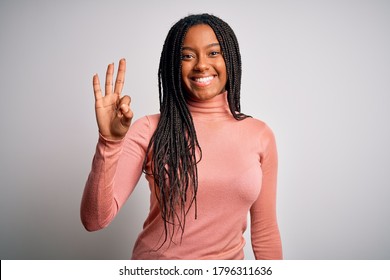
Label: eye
xmin=209 ymin=51 xmax=221 ymax=57
xmin=181 ymin=53 xmax=195 ymax=60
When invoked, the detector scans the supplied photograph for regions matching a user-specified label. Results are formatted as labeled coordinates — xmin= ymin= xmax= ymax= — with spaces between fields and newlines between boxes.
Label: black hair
xmin=143 ymin=13 xmax=248 ymax=249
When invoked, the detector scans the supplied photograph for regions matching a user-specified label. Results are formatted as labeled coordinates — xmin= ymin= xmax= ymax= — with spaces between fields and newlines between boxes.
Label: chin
xmin=186 ymin=90 xmax=222 ymax=102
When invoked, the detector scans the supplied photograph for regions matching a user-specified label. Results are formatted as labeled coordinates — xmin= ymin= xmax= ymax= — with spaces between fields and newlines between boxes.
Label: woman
xmin=81 ymin=13 xmax=282 ymax=260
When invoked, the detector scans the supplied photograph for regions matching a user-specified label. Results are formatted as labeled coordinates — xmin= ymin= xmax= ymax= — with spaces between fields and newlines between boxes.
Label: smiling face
xmin=181 ymin=24 xmax=227 ymax=101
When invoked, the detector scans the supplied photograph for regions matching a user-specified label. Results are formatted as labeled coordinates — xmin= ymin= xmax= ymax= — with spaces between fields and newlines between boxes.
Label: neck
xmin=185 ymin=91 xmax=232 ymax=120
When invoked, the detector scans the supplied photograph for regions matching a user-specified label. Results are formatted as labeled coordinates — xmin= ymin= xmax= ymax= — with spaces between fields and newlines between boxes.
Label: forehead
xmin=182 ymin=24 xmax=219 ymax=46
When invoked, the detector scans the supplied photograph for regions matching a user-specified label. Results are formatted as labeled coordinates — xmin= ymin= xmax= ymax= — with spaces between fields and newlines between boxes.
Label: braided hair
xmin=143 ymin=13 xmax=248 ymax=248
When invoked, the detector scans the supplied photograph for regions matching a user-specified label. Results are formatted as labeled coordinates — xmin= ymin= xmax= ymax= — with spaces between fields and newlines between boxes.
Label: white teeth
xmin=194 ymin=76 xmax=214 ymax=83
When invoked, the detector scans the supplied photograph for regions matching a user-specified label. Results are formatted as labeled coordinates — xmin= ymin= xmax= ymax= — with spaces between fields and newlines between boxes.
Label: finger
xmin=114 ymin=58 xmax=126 ymax=95
xmin=117 ymin=95 xmax=132 ymax=116
xmin=105 ymin=62 xmax=114 ymax=96
xmin=117 ymin=95 xmax=133 ymax=125
xmin=119 ymin=104 xmax=134 ymax=127
xmin=92 ymin=74 xmax=103 ymax=101
xmin=118 ymin=95 xmax=131 ymax=108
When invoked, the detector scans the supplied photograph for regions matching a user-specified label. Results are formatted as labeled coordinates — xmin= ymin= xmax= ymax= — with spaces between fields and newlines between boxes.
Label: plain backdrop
xmin=0 ymin=0 xmax=389 ymax=259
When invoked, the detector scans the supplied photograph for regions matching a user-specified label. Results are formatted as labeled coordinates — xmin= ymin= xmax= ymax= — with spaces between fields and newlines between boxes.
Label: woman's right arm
xmin=80 ymin=118 xmax=151 ymax=231
xmin=80 ymin=59 xmax=147 ymax=231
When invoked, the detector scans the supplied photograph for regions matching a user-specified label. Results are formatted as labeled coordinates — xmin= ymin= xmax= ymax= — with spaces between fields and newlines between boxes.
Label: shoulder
xmin=145 ymin=114 xmax=160 ymax=128
xmin=130 ymin=114 xmax=160 ymax=131
xmin=241 ymin=116 xmax=275 ymax=139
xmin=125 ymin=114 xmax=160 ymax=143
xmin=238 ymin=116 xmax=277 ymax=156
xmin=240 ymin=117 xmax=278 ymax=164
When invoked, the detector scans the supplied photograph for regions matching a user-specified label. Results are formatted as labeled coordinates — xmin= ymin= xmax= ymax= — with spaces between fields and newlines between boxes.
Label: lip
xmin=190 ymin=75 xmax=216 ymax=87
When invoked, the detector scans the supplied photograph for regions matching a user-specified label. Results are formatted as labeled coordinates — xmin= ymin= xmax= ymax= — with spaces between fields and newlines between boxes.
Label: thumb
xmin=118 ymin=96 xmax=133 ymax=127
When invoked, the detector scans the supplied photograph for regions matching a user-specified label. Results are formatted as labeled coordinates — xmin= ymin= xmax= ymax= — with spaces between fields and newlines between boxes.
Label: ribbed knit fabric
xmin=81 ymin=92 xmax=282 ymax=259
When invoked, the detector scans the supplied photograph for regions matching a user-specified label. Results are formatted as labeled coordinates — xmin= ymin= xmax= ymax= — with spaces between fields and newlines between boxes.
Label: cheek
xmin=181 ymin=64 xmax=190 ymax=80
xmin=217 ymin=61 xmax=227 ymax=78
xmin=181 ymin=67 xmax=191 ymax=90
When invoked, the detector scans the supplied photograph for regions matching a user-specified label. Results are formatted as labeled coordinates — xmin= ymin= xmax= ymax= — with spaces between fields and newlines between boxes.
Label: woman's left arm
xmin=250 ymin=125 xmax=283 ymax=260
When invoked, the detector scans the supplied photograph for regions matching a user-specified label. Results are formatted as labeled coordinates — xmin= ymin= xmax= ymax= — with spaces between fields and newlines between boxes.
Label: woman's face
xmin=181 ymin=24 xmax=227 ymax=101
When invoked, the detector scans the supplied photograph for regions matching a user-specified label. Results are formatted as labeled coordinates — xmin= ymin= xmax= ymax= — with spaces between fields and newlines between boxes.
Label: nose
xmin=194 ymin=55 xmax=209 ymax=72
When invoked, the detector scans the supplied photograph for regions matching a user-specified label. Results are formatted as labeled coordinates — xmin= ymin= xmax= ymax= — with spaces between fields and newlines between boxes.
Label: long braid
xmin=143 ymin=13 xmax=248 ymax=249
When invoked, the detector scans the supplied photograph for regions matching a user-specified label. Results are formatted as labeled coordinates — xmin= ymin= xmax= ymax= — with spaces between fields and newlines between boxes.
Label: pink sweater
xmin=81 ymin=92 xmax=282 ymax=259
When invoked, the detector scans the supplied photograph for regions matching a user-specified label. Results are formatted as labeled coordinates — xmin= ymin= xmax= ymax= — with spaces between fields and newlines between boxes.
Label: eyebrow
xmin=182 ymin=43 xmax=220 ymax=51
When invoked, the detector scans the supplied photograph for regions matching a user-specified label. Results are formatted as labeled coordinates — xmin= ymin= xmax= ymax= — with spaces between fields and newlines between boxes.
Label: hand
xmin=93 ymin=59 xmax=133 ymax=140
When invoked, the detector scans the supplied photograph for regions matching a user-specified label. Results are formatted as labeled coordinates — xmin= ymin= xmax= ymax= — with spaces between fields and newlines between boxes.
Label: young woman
xmin=81 ymin=13 xmax=282 ymax=260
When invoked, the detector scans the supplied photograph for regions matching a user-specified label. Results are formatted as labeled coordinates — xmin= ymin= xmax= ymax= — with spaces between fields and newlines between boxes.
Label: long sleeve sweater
xmin=80 ymin=92 xmax=282 ymax=259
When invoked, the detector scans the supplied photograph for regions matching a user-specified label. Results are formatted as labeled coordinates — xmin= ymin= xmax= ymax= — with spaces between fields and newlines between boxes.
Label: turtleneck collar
xmin=185 ymin=91 xmax=233 ymax=120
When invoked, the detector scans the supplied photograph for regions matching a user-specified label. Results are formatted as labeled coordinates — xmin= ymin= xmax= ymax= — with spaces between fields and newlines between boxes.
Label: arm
xmin=80 ymin=117 xmax=151 ymax=231
xmin=80 ymin=59 xmax=144 ymax=231
xmin=250 ymin=125 xmax=283 ymax=259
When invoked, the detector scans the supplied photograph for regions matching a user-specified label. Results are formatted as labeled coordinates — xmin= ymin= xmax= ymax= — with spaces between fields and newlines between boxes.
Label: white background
xmin=0 ymin=0 xmax=389 ymax=259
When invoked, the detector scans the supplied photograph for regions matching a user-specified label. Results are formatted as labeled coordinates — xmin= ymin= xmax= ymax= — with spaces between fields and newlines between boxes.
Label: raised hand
xmin=93 ymin=59 xmax=133 ymax=140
